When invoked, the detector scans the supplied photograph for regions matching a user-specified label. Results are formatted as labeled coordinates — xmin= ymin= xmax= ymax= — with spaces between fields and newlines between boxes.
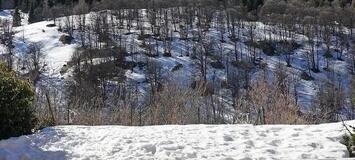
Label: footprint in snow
xmin=223 ymin=135 xmax=234 ymax=142
xmin=141 ymin=144 xmax=156 ymax=155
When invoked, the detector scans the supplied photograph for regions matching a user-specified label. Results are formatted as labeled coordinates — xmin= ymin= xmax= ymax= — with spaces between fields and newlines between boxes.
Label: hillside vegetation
xmin=0 ymin=0 xmax=354 ymax=136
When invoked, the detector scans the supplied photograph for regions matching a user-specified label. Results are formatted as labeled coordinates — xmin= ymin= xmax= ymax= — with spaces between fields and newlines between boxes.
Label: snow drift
xmin=0 ymin=121 xmax=354 ymax=160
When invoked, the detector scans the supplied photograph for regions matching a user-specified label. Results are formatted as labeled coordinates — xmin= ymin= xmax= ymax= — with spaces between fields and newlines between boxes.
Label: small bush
xmin=229 ymin=36 xmax=239 ymax=42
xmin=120 ymin=61 xmax=137 ymax=70
xmin=59 ymin=35 xmax=73 ymax=44
xmin=36 ymin=118 xmax=56 ymax=131
xmin=246 ymin=40 xmax=301 ymax=56
xmin=138 ymin=34 xmax=151 ymax=40
xmin=191 ymin=80 xmax=214 ymax=96
xmin=246 ymin=41 xmax=276 ymax=56
xmin=311 ymin=68 xmax=321 ymax=73
xmin=300 ymin=72 xmax=314 ymax=81
xmin=342 ymin=125 xmax=355 ymax=157
xmin=171 ymin=63 xmax=183 ymax=72
xmin=136 ymin=62 xmax=146 ymax=70
xmin=231 ymin=60 xmax=255 ymax=70
xmin=324 ymin=50 xmax=333 ymax=59
xmin=211 ymin=61 xmax=225 ymax=69
xmin=337 ymin=57 xmax=344 ymax=61
xmin=0 ymin=63 xmax=36 ymax=140
xmin=60 ymin=64 xmax=70 ymax=75
xmin=163 ymin=52 xmax=172 ymax=57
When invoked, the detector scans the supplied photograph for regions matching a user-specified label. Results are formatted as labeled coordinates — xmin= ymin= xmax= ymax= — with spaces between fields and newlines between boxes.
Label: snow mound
xmin=0 ymin=121 xmax=354 ymax=160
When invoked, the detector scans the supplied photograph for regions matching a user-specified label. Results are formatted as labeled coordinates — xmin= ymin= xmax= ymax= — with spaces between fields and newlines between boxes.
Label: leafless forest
xmin=0 ymin=0 xmax=355 ymax=128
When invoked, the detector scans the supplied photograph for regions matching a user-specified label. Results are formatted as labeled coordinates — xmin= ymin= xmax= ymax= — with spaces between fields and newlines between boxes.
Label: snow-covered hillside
xmin=0 ymin=8 xmax=353 ymax=122
xmin=0 ymin=121 xmax=354 ymax=160
xmin=6 ymin=10 xmax=352 ymax=107
xmin=13 ymin=21 xmax=77 ymax=76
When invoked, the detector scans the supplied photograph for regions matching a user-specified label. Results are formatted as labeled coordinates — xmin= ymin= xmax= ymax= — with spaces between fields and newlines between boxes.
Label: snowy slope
xmin=0 ymin=121 xmax=354 ymax=160
xmin=0 ymin=10 xmax=77 ymax=77
xmin=13 ymin=21 xmax=77 ymax=77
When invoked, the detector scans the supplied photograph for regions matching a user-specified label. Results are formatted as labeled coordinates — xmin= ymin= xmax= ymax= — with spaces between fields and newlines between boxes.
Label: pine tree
xmin=242 ymin=0 xmax=264 ymax=11
xmin=14 ymin=0 xmax=19 ymax=7
xmin=12 ymin=8 xmax=21 ymax=27
xmin=65 ymin=0 xmax=73 ymax=6
xmin=21 ymin=0 xmax=30 ymax=13
xmin=352 ymin=75 xmax=355 ymax=108
xmin=28 ymin=4 xmax=35 ymax=23
xmin=253 ymin=0 xmax=263 ymax=10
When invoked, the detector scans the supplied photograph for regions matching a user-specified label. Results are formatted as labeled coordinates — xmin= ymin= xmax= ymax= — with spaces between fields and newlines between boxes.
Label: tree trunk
xmin=45 ymin=92 xmax=56 ymax=125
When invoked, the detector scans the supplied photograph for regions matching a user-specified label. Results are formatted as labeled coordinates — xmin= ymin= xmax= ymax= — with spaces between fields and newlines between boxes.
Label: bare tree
xmin=25 ymin=42 xmax=45 ymax=72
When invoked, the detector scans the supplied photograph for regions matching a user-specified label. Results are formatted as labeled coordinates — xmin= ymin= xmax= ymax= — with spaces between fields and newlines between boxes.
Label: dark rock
xmin=59 ymin=35 xmax=73 ymax=44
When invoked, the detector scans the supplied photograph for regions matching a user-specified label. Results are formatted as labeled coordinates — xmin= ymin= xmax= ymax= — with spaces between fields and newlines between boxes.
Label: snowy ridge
xmin=0 ymin=121 xmax=354 ymax=160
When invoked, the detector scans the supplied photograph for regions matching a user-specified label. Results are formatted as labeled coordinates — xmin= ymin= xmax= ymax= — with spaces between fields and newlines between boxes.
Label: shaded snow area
xmin=1 ymin=121 xmax=354 ymax=160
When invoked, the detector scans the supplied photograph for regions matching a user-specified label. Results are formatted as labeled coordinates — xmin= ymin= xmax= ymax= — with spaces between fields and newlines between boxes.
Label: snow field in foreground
xmin=0 ymin=121 xmax=354 ymax=160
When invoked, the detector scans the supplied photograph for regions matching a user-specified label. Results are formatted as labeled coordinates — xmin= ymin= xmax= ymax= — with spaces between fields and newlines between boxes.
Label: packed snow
xmin=0 ymin=121 xmax=354 ymax=160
